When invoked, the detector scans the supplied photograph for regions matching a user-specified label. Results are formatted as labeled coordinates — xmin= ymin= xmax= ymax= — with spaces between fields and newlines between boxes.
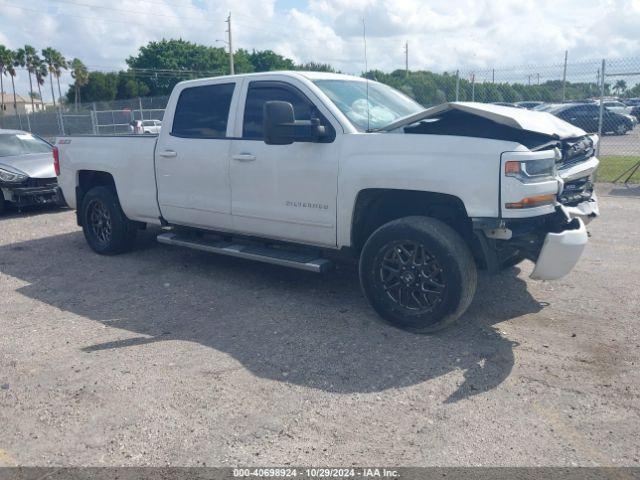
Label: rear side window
xmin=243 ymin=83 xmax=313 ymax=139
xmin=172 ymin=83 xmax=235 ymax=139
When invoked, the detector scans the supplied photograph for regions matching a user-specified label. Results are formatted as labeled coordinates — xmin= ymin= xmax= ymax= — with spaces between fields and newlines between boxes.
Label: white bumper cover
xmin=530 ymin=217 xmax=588 ymax=280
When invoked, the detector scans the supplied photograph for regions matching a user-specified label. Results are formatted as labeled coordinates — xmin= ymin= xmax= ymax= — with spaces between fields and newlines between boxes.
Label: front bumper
xmin=1 ymin=183 xmax=63 ymax=208
xmin=530 ymin=216 xmax=588 ymax=280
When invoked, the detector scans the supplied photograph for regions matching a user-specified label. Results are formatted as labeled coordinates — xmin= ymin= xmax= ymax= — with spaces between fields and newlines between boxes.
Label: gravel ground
xmin=0 ymin=184 xmax=639 ymax=467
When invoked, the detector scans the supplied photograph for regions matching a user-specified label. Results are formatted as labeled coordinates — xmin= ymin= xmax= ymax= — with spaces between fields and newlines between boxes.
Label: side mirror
xmin=263 ymin=100 xmax=327 ymax=145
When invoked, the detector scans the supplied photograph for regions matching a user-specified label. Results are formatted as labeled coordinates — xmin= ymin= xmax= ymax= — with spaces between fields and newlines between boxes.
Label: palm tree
xmin=6 ymin=60 xmax=19 ymax=121
xmin=70 ymin=58 xmax=89 ymax=111
xmin=42 ymin=48 xmax=67 ymax=109
xmin=613 ymin=79 xmax=627 ymax=96
xmin=42 ymin=47 xmax=58 ymax=108
xmin=0 ymin=45 xmax=13 ymax=114
xmin=14 ymin=45 xmax=38 ymax=113
xmin=54 ymin=52 xmax=68 ymax=107
xmin=35 ymin=59 xmax=48 ymax=110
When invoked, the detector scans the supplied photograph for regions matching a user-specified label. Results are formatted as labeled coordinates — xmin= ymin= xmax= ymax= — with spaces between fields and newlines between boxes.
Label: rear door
xmin=155 ymin=80 xmax=239 ymax=229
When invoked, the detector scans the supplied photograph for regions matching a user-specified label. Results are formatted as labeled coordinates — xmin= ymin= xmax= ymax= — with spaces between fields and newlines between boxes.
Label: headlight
xmin=504 ymin=157 xmax=556 ymax=183
xmin=0 ymin=167 xmax=28 ymax=183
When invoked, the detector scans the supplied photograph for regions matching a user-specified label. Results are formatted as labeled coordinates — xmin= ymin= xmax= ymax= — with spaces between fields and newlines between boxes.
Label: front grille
xmin=25 ymin=177 xmax=57 ymax=188
xmin=559 ymin=177 xmax=594 ymax=206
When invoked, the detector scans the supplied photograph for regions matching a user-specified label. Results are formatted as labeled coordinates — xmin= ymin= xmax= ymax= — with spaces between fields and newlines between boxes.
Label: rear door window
xmin=172 ymin=83 xmax=235 ymax=139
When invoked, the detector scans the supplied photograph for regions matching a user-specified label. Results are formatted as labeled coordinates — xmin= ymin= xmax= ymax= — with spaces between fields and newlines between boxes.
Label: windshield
xmin=313 ymin=79 xmax=424 ymax=131
xmin=0 ymin=133 xmax=52 ymax=157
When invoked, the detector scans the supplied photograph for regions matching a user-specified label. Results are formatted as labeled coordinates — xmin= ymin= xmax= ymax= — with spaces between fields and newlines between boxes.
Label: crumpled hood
xmin=0 ymin=153 xmax=55 ymax=179
xmin=383 ymin=102 xmax=586 ymax=139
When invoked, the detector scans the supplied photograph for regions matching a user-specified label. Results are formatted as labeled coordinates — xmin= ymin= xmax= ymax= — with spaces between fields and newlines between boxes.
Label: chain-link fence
xmin=0 ymin=95 xmax=169 ymax=139
xmin=1 ymin=57 xmax=639 ymax=182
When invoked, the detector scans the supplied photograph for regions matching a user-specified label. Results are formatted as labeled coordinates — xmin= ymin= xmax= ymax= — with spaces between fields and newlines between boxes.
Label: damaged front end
xmin=385 ymin=101 xmax=599 ymax=280
xmin=478 ymin=133 xmax=599 ymax=280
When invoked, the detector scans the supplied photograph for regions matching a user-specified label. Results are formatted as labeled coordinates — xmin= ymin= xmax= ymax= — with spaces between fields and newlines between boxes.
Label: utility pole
xmin=404 ymin=41 xmax=409 ymax=77
xmin=226 ymin=13 xmax=235 ymax=75
xmin=537 ymin=73 xmax=540 ymax=85
xmin=561 ymin=50 xmax=568 ymax=102
xmin=492 ymin=68 xmax=495 ymax=83
xmin=455 ymin=70 xmax=460 ymax=101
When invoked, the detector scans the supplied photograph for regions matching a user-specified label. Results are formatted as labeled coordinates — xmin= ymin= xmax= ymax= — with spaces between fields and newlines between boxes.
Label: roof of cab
xmin=176 ymin=70 xmax=365 ymax=87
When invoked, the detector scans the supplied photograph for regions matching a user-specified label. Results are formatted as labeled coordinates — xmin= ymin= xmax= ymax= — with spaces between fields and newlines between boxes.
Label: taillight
xmin=53 ymin=146 xmax=60 ymax=176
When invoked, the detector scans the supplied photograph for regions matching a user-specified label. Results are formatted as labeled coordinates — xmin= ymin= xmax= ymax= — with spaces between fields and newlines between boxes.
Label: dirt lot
xmin=1 ymin=184 xmax=639 ymax=467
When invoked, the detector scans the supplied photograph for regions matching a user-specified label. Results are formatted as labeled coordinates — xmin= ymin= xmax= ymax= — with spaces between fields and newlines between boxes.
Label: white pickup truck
xmin=55 ymin=71 xmax=600 ymax=333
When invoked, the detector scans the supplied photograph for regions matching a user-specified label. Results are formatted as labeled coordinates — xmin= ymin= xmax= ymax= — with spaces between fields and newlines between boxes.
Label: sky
xmin=1 ymin=0 xmax=640 ymax=101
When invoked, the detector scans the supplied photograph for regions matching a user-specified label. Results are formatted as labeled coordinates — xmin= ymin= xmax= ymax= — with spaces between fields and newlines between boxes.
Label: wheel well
xmin=351 ymin=189 xmax=473 ymax=253
xmin=76 ymin=170 xmax=116 ymax=225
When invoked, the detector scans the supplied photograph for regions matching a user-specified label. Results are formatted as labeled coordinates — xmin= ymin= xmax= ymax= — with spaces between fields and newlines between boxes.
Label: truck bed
xmin=56 ymin=135 xmax=162 ymax=224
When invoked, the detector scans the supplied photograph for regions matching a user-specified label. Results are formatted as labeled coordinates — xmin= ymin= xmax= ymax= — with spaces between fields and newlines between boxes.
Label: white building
xmin=0 ymin=92 xmax=51 ymax=116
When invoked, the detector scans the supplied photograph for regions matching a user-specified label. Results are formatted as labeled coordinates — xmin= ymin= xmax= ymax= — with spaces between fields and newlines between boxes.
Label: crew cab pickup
xmin=55 ymin=71 xmax=599 ymax=333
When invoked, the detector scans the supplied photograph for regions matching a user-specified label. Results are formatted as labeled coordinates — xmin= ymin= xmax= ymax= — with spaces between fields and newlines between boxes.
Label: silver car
xmin=0 ymin=129 xmax=62 ymax=214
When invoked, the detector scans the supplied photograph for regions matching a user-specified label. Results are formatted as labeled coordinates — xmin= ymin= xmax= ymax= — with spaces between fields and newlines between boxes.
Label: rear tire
xmin=81 ymin=186 xmax=137 ymax=255
xmin=359 ymin=216 xmax=477 ymax=333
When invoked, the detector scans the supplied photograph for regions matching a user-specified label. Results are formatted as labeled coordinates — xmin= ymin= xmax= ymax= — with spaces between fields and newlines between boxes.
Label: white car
xmin=141 ymin=119 xmax=162 ymax=134
xmin=601 ymin=100 xmax=634 ymax=116
xmin=55 ymin=71 xmax=599 ymax=333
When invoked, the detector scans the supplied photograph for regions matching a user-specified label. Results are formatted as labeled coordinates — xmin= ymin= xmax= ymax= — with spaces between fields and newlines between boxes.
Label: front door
xmin=229 ymin=80 xmax=339 ymax=246
xmin=156 ymin=81 xmax=238 ymax=230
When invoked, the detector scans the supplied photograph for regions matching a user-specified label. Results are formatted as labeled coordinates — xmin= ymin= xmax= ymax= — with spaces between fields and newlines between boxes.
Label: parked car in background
xmin=630 ymin=105 xmax=640 ymax=121
xmin=533 ymin=103 xmax=562 ymax=112
xmin=515 ymin=101 xmax=544 ymax=110
xmin=0 ymin=129 xmax=62 ymax=214
xmin=600 ymin=100 xmax=634 ymax=116
xmin=548 ymin=103 xmax=634 ymax=135
xmin=141 ymin=119 xmax=162 ymax=134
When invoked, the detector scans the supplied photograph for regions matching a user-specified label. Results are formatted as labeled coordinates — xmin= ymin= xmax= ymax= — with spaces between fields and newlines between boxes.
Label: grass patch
xmin=596 ymin=156 xmax=640 ymax=183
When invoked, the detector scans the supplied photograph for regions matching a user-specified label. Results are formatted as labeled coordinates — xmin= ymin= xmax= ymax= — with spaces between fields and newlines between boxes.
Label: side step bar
xmin=157 ymin=232 xmax=332 ymax=273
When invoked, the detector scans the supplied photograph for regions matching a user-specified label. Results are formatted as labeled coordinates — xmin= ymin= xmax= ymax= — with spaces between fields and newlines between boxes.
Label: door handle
xmin=232 ymin=153 xmax=256 ymax=162
xmin=159 ymin=150 xmax=177 ymax=158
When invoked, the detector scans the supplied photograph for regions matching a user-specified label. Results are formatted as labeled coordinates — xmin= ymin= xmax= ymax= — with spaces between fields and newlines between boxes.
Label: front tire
xmin=359 ymin=216 xmax=477 ymax=333
xmin=81 ymin=186 xmax=137 ymax=255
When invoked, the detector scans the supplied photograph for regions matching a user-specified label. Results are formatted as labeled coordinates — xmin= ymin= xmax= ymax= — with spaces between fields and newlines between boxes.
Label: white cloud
xmin=1 ymin=0 xmax=639 ymax=101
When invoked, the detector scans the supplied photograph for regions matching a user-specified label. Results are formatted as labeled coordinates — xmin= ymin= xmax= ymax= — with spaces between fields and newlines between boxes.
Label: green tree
xmin=296 ymin=61 xmax=336 ymax=73
xmin=0 ymin=45 xmax=14 ymax=114
xmin=126 ymin=39 xmax=231 ymax=95
xmin=70 ymin=58 xmax=89 ymax=110
xmin=42 ymin=47 xmax=66 ymax=108
xmin=613 ymin=79 xmax=627 ymax=96
xmin=14 ymin=45 xmax=39 ymax=113
xmin=34 ymin=58 xmax=47 ymax=109
xmin=248 ymin=49 xmax=295 ymax=72
xmin=116 ymin=72 xmax=150 ymax=99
